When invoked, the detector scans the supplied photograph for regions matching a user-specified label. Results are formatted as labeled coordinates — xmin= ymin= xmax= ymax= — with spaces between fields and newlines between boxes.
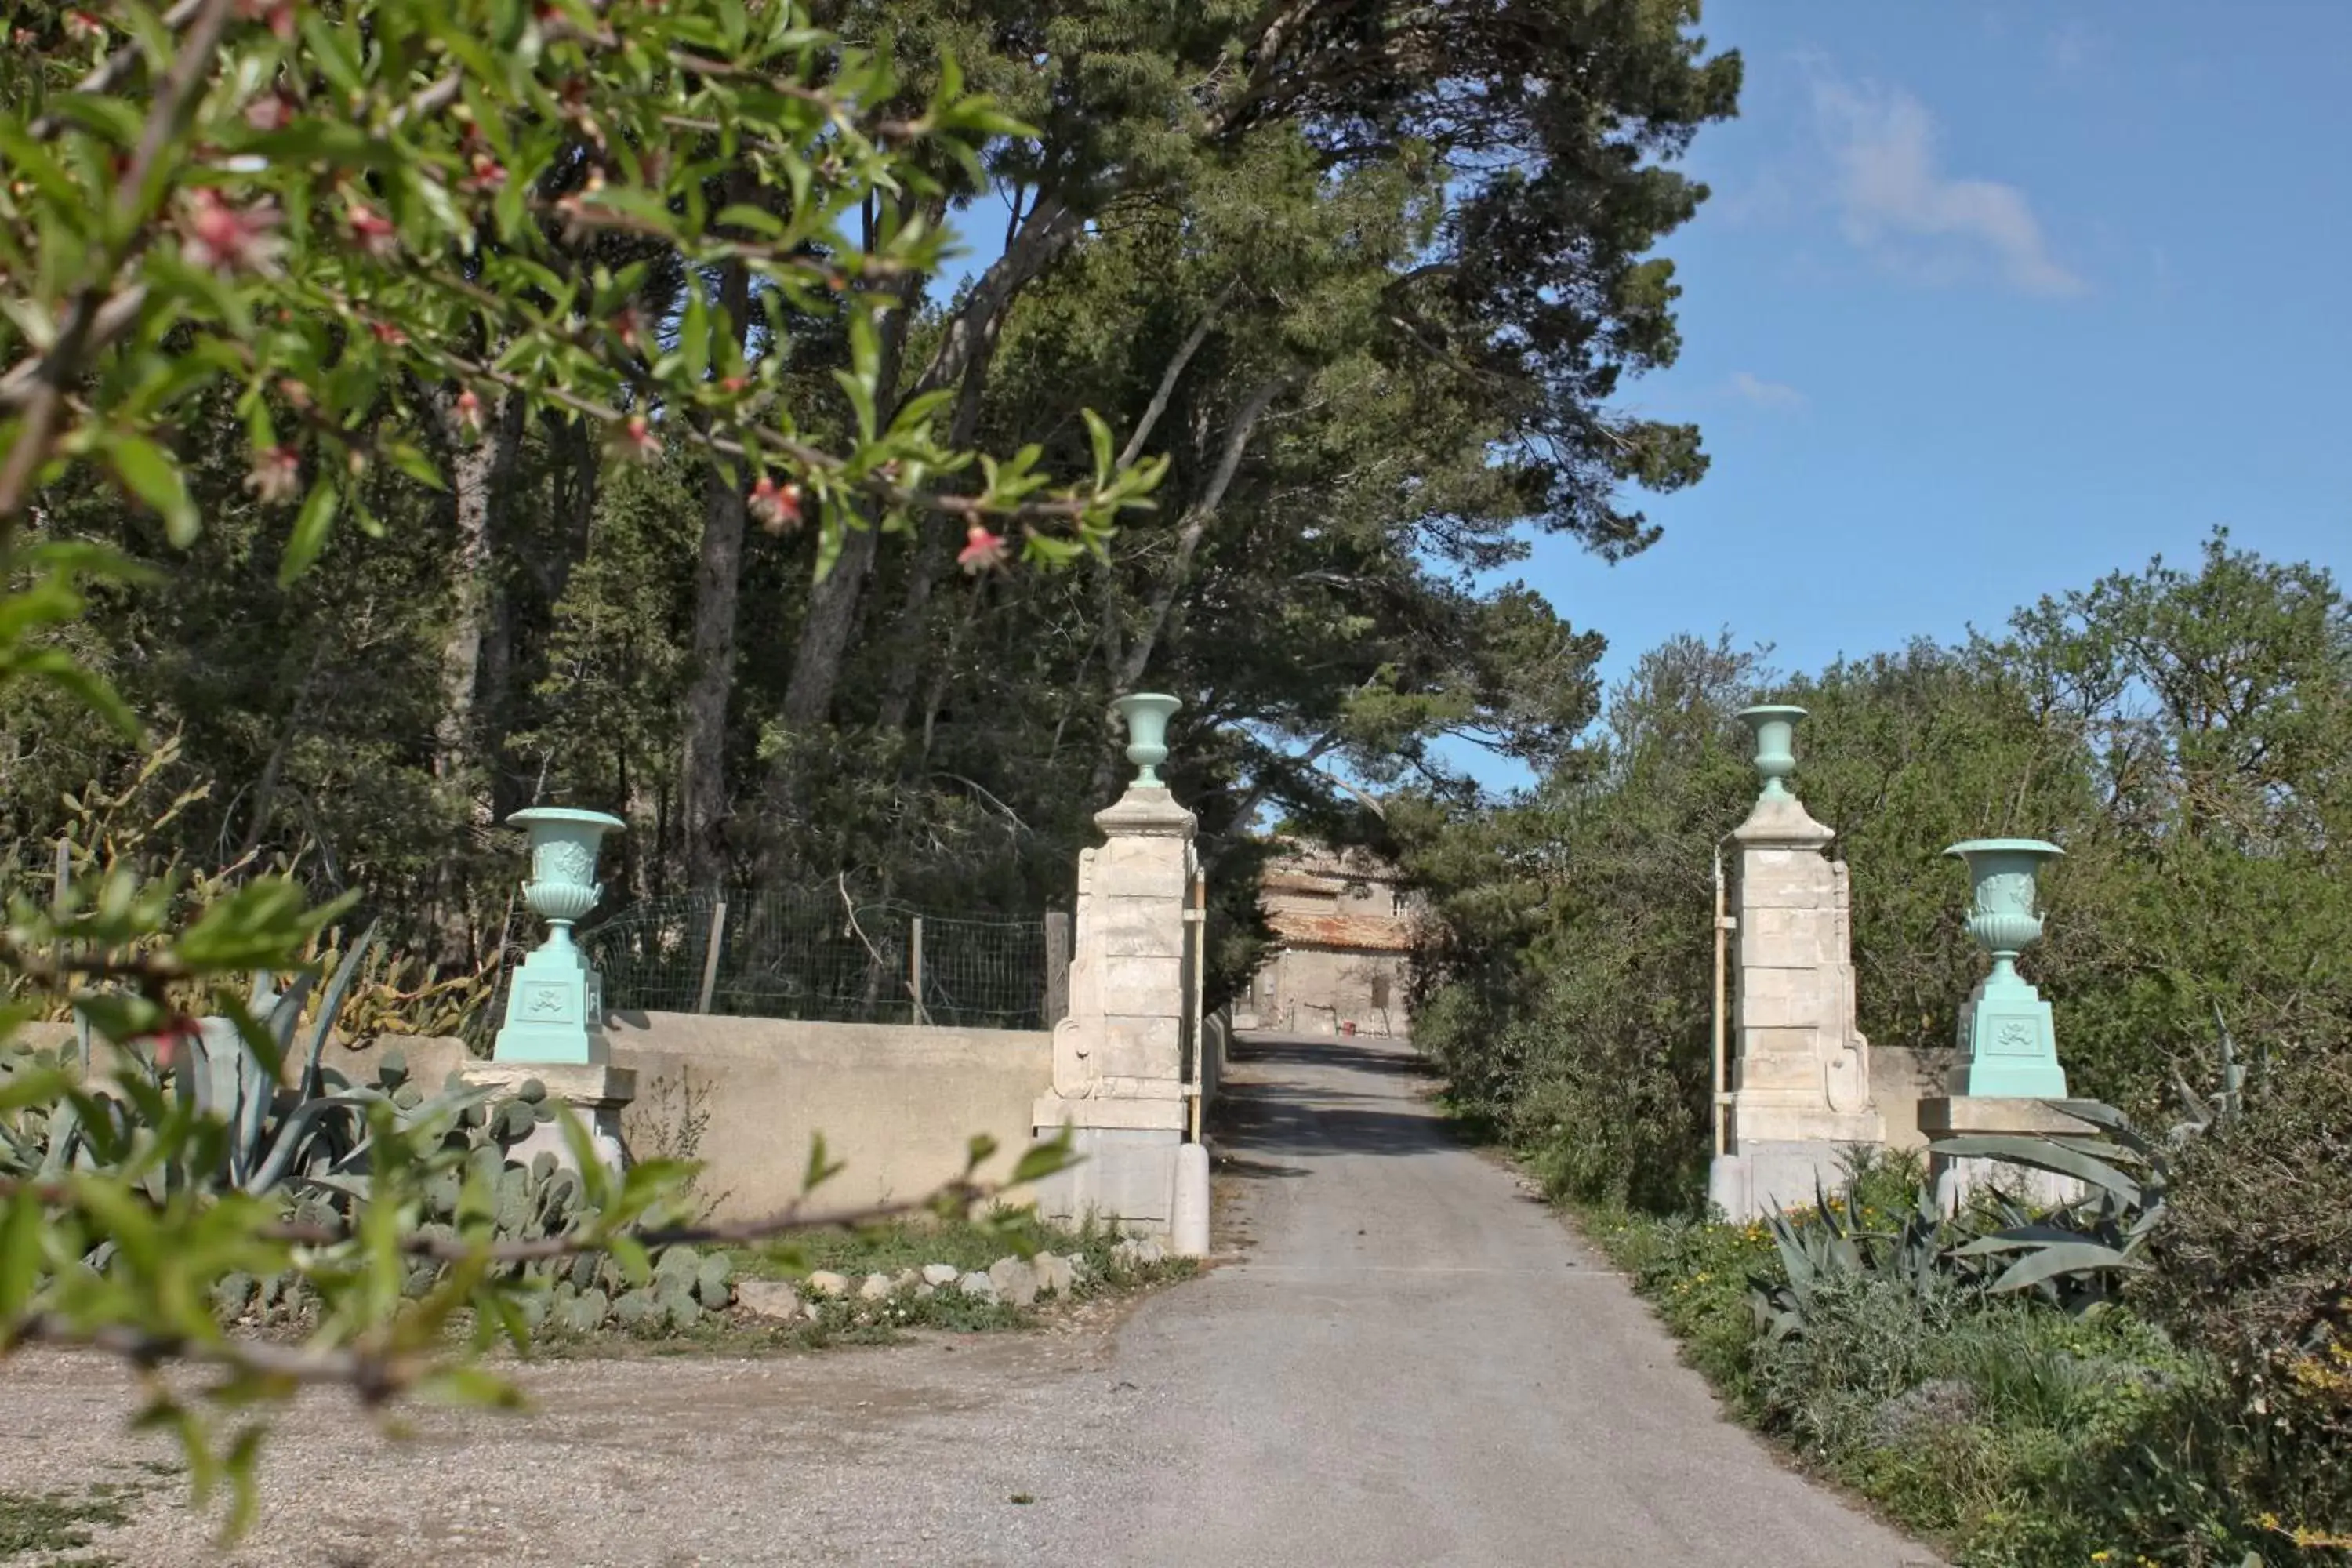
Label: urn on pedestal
xmin=1113 ymin=693 xmax=1181 ymax=789
xmin=1737 ymin=704 xmax=1808 ymax=801
xmin=492 ymin=808 xmax=625 ymax=1065
xmin=1945 ymin=837 xmax=2067 ymax=1098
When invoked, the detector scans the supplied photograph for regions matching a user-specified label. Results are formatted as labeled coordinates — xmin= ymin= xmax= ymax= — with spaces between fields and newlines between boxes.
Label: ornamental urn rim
xmin=1112 ymin=691 xmax=1181 ymax=717
xmin=1944 ymin=837 xmax=2065 ymax=860
xmin=505 ymin=807 xmax=626 ymax=832
xmin=1736 ymin=703 xmax=1809 ymax=722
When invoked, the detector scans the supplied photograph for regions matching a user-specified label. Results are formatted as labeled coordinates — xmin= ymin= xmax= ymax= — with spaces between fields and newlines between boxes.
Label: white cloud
xmin=1810 ymin=74 xmax=2085 ymax=298
xmin=1727 ymin=371 xmax=1809 ymax=412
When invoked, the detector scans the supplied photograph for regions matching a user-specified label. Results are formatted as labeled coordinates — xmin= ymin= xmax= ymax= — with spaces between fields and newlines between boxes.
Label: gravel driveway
xmin=0 ymin=1032 xmax=1935 ymax=1566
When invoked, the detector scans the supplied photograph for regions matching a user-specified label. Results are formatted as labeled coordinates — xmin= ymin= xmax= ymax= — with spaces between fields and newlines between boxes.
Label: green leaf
xmin=175 ymin=880 xmax=317 ymax=970
xmin=107 ymin=435 xmax=199 ymax=545
xmin=1988 ymin=1241 xmax=2147 ymax=1295
xmin=1082 ymin=408 xmax=1115 ymax=483
xmin=802 ymin=1132 xmax=844 ymax=1192
xmin=418 ymin=1364 xmax=527 ymax=1410
xmin=0 ymin=1192 xmax=44 ymax=1318
xmin=1009 ymin=1136 xmax=1077 ymax=1187
xmin=278 ymin=478 xmax=340 ymax=586
xmin=1929 ymin=1134 xmax=2145 ymax=1207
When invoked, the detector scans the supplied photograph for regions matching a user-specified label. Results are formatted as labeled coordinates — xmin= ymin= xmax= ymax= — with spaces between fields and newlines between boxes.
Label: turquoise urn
xmin=1945 ymin=838 xmax=2067 ymax=1098
xmin=1114 ymin=693 xmax=1181 ymax=788
xmin=493 ymin=808 xmax=625 ymax=1064
xmin=1737 ymin=705 xmax=1807 ymax=800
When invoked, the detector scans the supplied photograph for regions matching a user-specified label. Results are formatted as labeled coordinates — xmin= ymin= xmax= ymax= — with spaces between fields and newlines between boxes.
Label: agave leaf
xmin=243 ymin=1094 xmax=383 ymax=1192
xmin=300 ymin=921 xmax=379 ymax=1103
xmin=36 ymin=1098 xmax=83 ymax=1179
xmin=1954 ymin=1223 xmax=2096 ymax=1257
xmin=1989 ymin=1240 xmax=2148 ymax=1295
xmin=2045 ymin=1100 xmax=2160 ymax=1159
xmin=1930 ymin=1134 xmax=2145 ymax=1207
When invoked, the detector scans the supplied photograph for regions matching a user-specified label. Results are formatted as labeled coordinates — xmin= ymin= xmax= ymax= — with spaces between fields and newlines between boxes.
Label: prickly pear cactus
xmin=391 ymin=1083 xmax=732 ymax=1338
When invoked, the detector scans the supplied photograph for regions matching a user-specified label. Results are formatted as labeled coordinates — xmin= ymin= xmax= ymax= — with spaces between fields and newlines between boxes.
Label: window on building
xmin=1371 ymin=973 xmax=1390 ymax=1010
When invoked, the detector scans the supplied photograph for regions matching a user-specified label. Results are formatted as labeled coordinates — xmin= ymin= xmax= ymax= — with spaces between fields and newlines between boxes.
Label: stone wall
xmin=315 ymin=1013 xmax=1054 ymax=1221
xmin=1869 ymin=1047 xmax=1940 ymax=1153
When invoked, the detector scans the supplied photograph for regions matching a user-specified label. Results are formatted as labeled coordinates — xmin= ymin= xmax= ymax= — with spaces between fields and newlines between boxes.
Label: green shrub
xmin=1595 ymin=1188 xmax=2270 ymax=1568
xmin=2141 ymin=1047 xmax=2352 ymax=1547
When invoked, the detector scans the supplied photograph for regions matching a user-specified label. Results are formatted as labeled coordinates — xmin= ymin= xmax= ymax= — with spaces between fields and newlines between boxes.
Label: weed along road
xmin=0 ymin=1031 xmax=1933 ymax=1566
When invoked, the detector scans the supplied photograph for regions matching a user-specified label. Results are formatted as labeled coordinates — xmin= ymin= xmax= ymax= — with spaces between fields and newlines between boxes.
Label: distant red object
xmin=1342 ymin=1021 xmax=1357 ymax=1036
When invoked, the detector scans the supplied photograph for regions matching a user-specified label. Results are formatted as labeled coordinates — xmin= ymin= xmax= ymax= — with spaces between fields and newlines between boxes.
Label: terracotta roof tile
xmin=1265 ymin=911 xmax=1416 ymax=953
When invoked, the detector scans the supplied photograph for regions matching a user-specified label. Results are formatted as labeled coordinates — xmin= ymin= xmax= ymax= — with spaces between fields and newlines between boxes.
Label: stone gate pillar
xmin=1708 ymin=707 xmax=1883 ymax=1219
xmin=1032 ymin=696 xmax=1200 ymax=1241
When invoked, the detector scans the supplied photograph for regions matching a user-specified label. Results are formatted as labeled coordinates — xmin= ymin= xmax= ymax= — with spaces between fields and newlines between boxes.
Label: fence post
xmin=1043 ymin=909 xmax=1071 ymax=1025
xmin=695 ymin=898 xmax=728 ymax=1014
xmin=908 ymin=916 xmax=930 ymax=1025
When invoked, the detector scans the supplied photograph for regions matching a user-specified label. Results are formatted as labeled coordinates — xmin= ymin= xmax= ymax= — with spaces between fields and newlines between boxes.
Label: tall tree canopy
xmin=5 ymin=1 xmax=1743 ymax=990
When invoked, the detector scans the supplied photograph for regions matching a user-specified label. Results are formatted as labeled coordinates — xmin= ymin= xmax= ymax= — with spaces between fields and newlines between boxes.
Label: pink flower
xmin=956 ymin=524 xmax=1008 ymax=574
xmin=244 ymin=91 xmax=296 ymax=132
xmin=245 ymin=445 xmax=302 ymax=504
xmin=346 ymin=201 xmax=399 ymax=260
xmin=176 ymin=187 xmax=283 ymax=274
xmin=608 ymin=414 xmax=662 ymax=464
xmin=64 ymin=11 xmax=104 ymax=42
xmin=454 ymin=387 xmax=485 ymax=439
xmin=463 ymin=152 xmax=507 ymax=193
xmin=235 ymin=0 xmax=296 ymax=40
xmin=750 ymin=475 xmax=802 ymax=533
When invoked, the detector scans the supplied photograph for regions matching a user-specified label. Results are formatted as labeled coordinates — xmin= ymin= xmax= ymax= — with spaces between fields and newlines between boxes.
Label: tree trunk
xmin=681 ymin=261 xmax=757 ymax=890
xmin=1115 ymin=376 xmax=1285 ymax=693
xmin=779 ymin=196 xmax=1083 ymax=731
xmin=429 ymin=384 xmax=524 ymax=790
xmin=873 ymin=344 xmax=1001 ymax=734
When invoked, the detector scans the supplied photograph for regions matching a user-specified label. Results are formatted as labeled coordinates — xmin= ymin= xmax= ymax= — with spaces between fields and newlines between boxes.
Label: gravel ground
xmin=0 ymin=1033 xmax=1937 ymax=1566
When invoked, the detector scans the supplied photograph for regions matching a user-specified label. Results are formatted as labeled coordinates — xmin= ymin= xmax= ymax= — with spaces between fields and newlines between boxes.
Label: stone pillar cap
xmin=1732 ymin=790 xmax=1835 ymax=847
xmin=1095 ymin=785 xmax=1197 ymax=837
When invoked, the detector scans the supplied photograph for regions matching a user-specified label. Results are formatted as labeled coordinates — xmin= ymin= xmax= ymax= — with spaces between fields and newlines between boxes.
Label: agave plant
xmin=2167 ymin=1002 xmax=2250 ymax=1145
xmin=1937 ymin=1098 xmax=2166 ymax=1311
xmin=8 ymin=923 xmax=482 ymax=1198
xmin=1749 ymin=1165 xmax=2002 ymax=1342
xmin=1933 ymin=1012 xmax=2252 ymax=1312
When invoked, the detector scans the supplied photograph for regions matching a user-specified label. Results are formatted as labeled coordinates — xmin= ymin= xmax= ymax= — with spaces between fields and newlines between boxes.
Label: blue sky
xmin=1528 ymin=0 xmax=2351 ymax=704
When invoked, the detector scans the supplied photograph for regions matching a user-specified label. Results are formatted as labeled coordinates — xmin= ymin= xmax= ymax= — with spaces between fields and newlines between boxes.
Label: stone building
xmin=1243 ymin=842 xmax=1417 ymax=1038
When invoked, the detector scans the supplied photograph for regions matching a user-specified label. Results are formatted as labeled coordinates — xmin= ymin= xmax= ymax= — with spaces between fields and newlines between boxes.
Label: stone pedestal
xmin=493 ymin=933 xmax=608 ymax=1065
xmin=1950 ymin=971 xmax=2065 ymax=1098
xmin=460 ymin=1060 xmax=635 ymax=1173
xmin=1033 ymin=786 xmax=1198 ymax=1240
xmin=1709 ymin=792 xmax=1885 ymax=1220
xmin=1918 ymin=1096 xmax=2089 ymax=1214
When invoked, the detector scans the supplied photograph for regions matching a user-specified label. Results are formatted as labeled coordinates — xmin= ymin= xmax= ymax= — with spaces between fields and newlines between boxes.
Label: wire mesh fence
xmin=572 ymin=890 xmax=1062 ymax=1031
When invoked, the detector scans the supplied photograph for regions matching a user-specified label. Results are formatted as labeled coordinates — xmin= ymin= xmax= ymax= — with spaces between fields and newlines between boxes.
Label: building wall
xmin=1253 ymin=946 xmax=1411 ymax=1037
xmin=1248 ymin=840 xmax=1417 ymax=1039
